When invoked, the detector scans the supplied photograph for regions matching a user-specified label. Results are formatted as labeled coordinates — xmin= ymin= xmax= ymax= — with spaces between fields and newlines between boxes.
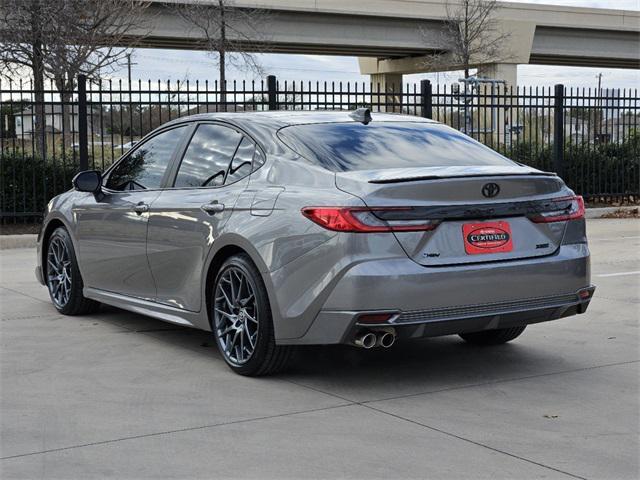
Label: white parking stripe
xmin=596 ymin=271 xmax=640 ymax=278
xmin=591 ymin=236 xmax=640 ymax=241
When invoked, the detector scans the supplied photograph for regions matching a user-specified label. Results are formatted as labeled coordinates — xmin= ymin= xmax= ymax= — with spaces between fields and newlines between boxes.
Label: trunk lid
xmin=336 ymin=166 xmax=571 ymax=266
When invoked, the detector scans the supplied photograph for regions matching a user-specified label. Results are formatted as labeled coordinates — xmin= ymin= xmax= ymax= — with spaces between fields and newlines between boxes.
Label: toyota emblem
xmin=481 ymin=183 xmax=500 ymax=198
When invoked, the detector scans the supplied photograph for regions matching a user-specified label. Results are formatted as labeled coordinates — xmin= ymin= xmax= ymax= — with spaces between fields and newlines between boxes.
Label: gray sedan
xmin=36 ymin=110 xmax=594 ymax=376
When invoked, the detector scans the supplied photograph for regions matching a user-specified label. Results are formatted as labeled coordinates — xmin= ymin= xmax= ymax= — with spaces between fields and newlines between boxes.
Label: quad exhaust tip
xmin=377 ymin=331 xmax=396 ymax=348
xmin=354 ymin=329 xmax=396 ymax=349
xmin=354 ymin=332 xmax=377 ymax=349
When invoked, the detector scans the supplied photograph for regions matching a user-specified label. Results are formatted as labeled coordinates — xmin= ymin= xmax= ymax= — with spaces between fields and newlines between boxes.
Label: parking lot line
xmin=596 ymin=270 xmax=640 ymax=278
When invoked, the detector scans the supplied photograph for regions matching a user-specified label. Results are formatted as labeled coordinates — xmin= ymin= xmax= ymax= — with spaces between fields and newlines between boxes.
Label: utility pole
xmin=126 ymin=53 xmax=137 ymax=87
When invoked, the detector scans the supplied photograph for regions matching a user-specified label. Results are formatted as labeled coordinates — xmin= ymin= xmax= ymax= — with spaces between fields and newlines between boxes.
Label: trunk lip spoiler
xmin=368 ymin=172 xmax=558 ymax=184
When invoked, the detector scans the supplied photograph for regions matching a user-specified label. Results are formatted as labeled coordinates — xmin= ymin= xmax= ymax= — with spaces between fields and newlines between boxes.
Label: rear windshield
xmin=278 ymin=122 xmax=514 ymax=172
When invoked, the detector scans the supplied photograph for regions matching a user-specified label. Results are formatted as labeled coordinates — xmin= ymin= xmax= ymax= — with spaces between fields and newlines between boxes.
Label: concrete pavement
xmin=1 ymin=219 xmax=638 ymax=479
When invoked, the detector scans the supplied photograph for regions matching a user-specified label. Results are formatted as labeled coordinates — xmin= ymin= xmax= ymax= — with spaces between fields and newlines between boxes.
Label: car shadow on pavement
xmin=281 ymin=338 xmax=576 ymax=397
xmin=88 ymin=305 xmax=580 ymax=399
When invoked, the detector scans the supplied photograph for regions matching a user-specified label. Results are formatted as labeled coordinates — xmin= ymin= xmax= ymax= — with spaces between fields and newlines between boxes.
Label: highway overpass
xmin=141 ymin=1 xmax=639 ymax=86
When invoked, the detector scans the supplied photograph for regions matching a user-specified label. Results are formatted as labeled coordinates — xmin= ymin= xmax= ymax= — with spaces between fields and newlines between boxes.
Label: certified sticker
xmin=462 ymin=221 xmax=514 ymax=255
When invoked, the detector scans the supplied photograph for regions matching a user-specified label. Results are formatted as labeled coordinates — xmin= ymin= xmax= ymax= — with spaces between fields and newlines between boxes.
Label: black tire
xmin=211 ymin=253 xmax=292 ymax=376
xmin=45 ymin=227 xmax=100 ymax=315
xmin=459 ymin=326 xmax=526 ymax=345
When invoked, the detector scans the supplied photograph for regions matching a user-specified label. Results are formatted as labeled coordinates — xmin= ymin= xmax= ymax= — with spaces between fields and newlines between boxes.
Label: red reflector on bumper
xmin=357 ymin=313 xmax=395 ymax=324
xmin=577 ymin=286 xmax=595 ymax=300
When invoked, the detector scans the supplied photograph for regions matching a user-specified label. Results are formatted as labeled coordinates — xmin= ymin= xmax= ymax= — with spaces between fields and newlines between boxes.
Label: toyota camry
xmin=36 ymin=110 xmax=594 ymax=376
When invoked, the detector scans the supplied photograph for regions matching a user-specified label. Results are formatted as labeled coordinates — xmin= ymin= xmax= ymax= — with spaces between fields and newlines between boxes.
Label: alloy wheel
xmin=214 ymin=266 xmax=259 ymax=365
xmin=47 ymin=236 xmax=72 ymax=308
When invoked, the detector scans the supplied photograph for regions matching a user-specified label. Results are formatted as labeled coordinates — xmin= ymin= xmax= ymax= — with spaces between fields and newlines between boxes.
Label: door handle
xmin=133 ymin=203 xmax=149 ymax=215
xmin=201 ymin=202 xmax=225 ymax=215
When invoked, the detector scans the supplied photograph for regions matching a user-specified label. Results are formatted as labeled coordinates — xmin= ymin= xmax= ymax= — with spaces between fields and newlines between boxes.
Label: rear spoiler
xmin=368 ymin=172 xmax=558 ymax=184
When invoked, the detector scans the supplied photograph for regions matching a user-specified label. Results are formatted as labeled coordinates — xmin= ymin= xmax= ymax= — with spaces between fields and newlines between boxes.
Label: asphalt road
xmin=1 ymin=219 xmax=638 ymax=480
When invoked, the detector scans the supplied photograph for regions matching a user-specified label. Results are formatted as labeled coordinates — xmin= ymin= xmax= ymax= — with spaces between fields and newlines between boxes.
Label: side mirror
xmin=72 ymin=170 xmax=102 ymax=193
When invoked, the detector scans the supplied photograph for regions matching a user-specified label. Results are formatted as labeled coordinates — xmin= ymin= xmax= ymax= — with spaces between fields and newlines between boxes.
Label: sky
xmin=111 ymin=0 xmax=640 ymax=90
xmin=505 ymin=0 xmax=638 ymax=8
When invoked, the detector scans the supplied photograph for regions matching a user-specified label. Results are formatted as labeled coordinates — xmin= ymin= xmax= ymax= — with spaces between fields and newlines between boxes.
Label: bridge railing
xmin=1 ymin=75 xmax=638 ymax=223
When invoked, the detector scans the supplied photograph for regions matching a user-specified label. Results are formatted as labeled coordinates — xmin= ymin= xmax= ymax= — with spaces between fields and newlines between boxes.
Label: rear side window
xmin=278 ymin=122 xmax=515 ymax=172
xmin=226 ymin=136 xmax=255 ymax=185
xmin=106 ymin=126 xmax=186 ymax=190
xmin=175 ymin=124 xmax=242 ymax=187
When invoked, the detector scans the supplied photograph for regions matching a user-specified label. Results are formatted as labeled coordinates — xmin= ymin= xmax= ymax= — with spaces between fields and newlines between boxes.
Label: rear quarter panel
xmin=210 ymin=156 xmax=366 ymax=339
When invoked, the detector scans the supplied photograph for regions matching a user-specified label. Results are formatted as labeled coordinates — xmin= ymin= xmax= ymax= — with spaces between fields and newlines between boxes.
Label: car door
xmin=146 ymin=123 xmax=260 ymax=312
xmin=74 ymin=125 xmax=188 ymax=299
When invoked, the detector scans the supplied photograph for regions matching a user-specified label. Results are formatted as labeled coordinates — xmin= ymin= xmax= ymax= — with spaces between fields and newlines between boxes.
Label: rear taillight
xmin=529 ymin=196 xmax=585 ymax=223
xmin=301 ymin=207 xmax=440 ymax=233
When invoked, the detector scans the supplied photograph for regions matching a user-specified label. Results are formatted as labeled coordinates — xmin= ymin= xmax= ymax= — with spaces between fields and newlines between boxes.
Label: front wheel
xmin=459 ymin=326 xmax=526 ymax=345
xmin=211 ymin=254 xmax=292 ymax=376
xmin=45 ymin=227 xmax=100 ymax=315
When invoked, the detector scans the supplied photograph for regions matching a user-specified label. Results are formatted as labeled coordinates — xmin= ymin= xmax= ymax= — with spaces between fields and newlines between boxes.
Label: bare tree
xmin=1 ymin=0 xmax=54 ymax=156
xmin=0 ymin=0 xmax=149 ymax=153
xmin=173 ymin=0 xmax=271 ymax=110
xmin=423 ymin=0 xmax=512 ymax=78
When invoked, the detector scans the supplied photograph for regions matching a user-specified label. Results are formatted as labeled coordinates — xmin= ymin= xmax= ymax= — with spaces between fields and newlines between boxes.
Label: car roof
xmin=163 ymin=110 xmax=438 ymax=130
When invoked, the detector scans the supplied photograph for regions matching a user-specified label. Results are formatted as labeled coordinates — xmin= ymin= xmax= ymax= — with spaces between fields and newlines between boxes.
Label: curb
xmin=584 ymin=206 xmax=639 ymax=219
xmin=0 ymin=234 xmax=37 ymax=250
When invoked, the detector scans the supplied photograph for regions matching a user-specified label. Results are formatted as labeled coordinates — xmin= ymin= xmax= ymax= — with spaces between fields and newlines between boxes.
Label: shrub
xmin=1 ymin=153 xmax=80 ymax=219
xmin=498 ymin=133 xmax=639 ymax=197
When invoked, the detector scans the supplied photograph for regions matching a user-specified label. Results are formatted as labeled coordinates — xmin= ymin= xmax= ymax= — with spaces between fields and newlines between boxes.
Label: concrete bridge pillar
xmin=476 ymin=63 xmax=519 ymax=146
xmin=477 ymin=63 xmax=518 ymax=88
xmin=370 ymin=73 xmax=403 ymax=113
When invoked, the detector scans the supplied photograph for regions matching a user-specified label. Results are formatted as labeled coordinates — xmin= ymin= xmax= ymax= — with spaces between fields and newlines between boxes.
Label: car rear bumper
xmin=281 ymin=243 xmax=592 ymax=345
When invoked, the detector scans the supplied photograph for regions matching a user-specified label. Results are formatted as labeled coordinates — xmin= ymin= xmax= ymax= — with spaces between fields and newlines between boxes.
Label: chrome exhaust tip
xmin=354 ymin=332 xmax=377 ymax=349
xmin=378 ymin=331 xmax=396 ymax=348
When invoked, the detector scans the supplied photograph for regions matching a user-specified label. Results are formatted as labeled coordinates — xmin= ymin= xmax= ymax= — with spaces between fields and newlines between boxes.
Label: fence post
xmin=267 ymin=75 xmax=277 ymax=111
xmin=553 ymin=83 xmax=564 ymax=177
xmin=77 ymin=74 xmax=89 ymax=172
xmin=420 ymin=79 xmax=432 ymax=119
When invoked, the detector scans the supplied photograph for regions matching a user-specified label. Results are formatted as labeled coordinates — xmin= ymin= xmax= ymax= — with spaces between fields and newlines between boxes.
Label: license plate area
xmin=463 ymin=221 xmax=513 ymax=255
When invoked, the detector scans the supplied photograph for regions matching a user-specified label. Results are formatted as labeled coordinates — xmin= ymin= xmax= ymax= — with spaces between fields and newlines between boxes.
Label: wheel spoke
xmin=233 ymin=270 xmax=245 ymax=303
xmin=217 ymin=286 xmax=234 ymax=309
xmin=228 ymin=330 xmax=240 ymax=353
xmin=244 ymin=323 xmax=255 ymax=349
xmin=239 ymin=293 xmax=254 ymax=307
xmin=218 ymin=325 xmax=235 ymax=336
xmin=239 ymin=329 xmax=245 ymax=360
xmin=47 ymin=259 xmax=58 ymax=273
xmin=214 ymin=308 xmax=236 ymax=321
xmin=227 ymin=274 xmax=236 ymax=305
xmin=50 ymin=246 xmax=59 ymax=264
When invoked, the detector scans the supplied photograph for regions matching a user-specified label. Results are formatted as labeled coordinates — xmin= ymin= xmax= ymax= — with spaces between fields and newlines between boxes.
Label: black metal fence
xmin=1 ymin=74 xmax=638 ymax=223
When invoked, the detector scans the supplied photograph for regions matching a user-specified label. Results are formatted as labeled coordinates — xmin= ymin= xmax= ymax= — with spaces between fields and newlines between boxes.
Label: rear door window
xmin=174 ymin=124 xmax=242 ymax=188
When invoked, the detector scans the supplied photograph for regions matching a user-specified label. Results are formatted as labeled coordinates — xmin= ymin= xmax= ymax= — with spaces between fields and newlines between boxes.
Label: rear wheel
xmin=211 ymin=254 xmax=292 ymax=376
xmin=46 ymin=227 xmax=100 ymax=315
xmin=459 ymin=326 xmax=526 ymax=345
